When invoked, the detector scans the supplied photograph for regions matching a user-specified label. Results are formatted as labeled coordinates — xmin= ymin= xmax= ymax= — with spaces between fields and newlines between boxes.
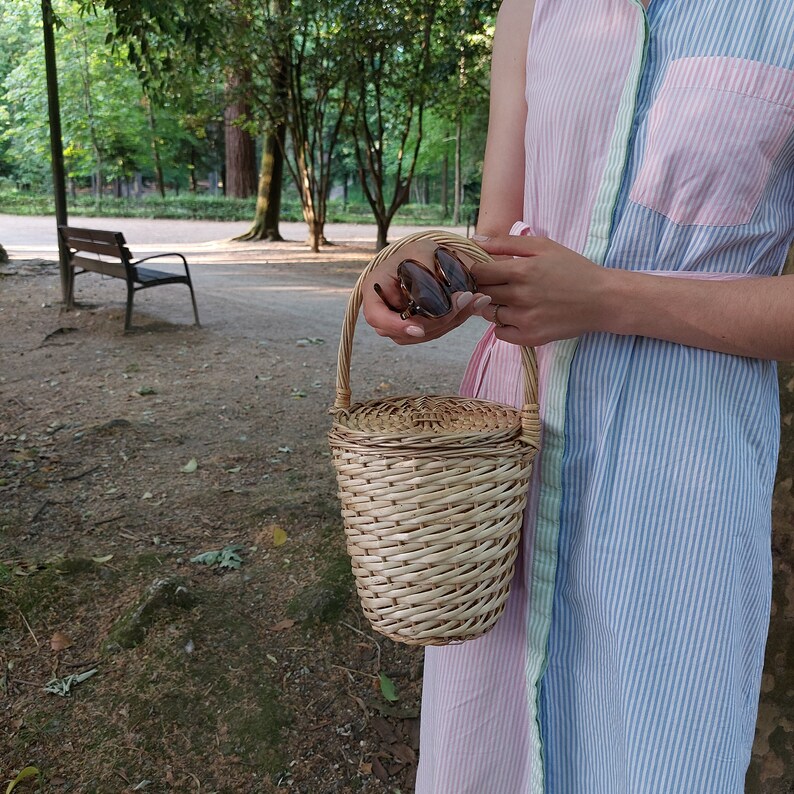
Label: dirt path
xmin=0 ymin=217 xmax=486 ymax=794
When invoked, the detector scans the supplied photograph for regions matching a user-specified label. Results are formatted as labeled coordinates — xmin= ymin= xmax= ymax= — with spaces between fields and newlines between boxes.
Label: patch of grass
xmin=287 ymin=547 xmax=353 ymax=625
xmin=11 ymin=565 xmax=80 ymax=622
xmin=119 ymin=591 xmax=288 ymax=772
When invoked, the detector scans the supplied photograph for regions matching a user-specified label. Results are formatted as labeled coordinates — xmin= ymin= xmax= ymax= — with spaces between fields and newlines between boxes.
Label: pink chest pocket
xmin=629 ymin=56 xmax=794 ymax=227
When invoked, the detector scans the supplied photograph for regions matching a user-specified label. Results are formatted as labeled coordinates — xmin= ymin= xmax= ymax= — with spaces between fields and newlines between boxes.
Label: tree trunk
xmin=147 ymin=103 xmax=165 ymax=199
xmin=224 ymin=73 xmax=257 ymax=199
xmin=441 ymin=154 xmax=449 ymax=220
xmin=747 ymin=246 xmax=794 ymax=793
xmin=375 ymin=218 xmax=389 ymax=251
xmin=306 ymin=217 xmax=323 ymax=253
xmin=452 ymin=116 xmax=462 ymax=226
xmin=236 ymin=126 xmax=285 ymax=242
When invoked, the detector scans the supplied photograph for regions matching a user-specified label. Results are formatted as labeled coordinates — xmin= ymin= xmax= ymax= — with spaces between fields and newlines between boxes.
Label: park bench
xmin=58 ymin=225 xmax=201 ymax=332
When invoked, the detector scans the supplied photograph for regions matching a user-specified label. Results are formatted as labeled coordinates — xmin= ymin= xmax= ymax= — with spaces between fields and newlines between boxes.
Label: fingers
xmin=359 ymin=236 xmax=495 ymax=345
xmin=362 ymin=287 xmax=488 ymax=345
xmin=474 ymin=234 xmax=547 ymax=258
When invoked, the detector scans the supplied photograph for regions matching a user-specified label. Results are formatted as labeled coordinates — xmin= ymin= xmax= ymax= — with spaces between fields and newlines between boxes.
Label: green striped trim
xmin=524 ymin=8 xmax=650 ymax=793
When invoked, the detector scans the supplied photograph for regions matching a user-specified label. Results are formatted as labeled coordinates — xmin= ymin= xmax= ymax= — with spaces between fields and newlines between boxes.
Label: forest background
xmin=0 ymin=0 xmax=496 ymax=251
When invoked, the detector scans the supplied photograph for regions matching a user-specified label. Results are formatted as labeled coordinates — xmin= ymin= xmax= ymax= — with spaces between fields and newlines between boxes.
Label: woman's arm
xmin=360 ymin=0 xmax=534 ymax=344
xmin=476 ymin=0 xmax=535 ymax=237
xmin=471 ymin=234 xmax=794 ymax=360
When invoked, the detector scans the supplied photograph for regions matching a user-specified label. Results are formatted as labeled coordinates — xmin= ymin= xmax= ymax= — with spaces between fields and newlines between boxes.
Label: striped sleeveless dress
xmin=416 ymin=2 xmax=794 ymax=793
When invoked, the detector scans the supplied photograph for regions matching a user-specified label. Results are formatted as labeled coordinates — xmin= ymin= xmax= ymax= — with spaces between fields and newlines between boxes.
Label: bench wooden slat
xmin=60 ymin=226 xmax=125 ymax=245
xmin=70 ymin=255 xmax=127 ymax=279
xmin=63 ymin=238 xmax=132 ymax=259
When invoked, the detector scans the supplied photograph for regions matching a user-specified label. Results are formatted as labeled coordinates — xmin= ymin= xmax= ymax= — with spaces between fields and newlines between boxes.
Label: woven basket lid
xmin=333 ymin=394 xmax=523 ymax=438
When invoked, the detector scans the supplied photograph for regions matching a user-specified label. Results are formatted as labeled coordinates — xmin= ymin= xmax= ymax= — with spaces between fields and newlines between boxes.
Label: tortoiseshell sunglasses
xmin=373 ymin=246 xmax=478 ymax=320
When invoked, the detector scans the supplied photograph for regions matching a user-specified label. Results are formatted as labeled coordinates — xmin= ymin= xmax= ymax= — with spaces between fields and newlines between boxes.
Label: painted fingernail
xmin=406 ymin=325 xmax=426 ymax=338
xmin=456 ymin=292 xmax=474 ymax=310
xmin=473 ymin=295 xmax=492 ymax=309
xmin=471 ymin=234 xmax=490 ymax=242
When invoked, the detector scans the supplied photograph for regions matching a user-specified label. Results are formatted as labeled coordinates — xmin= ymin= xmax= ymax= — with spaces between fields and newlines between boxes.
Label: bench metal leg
xmin=187 ymin=282 xmax=201 ymax=328
xmin=124 ymin=283 xmax=135 ymax=332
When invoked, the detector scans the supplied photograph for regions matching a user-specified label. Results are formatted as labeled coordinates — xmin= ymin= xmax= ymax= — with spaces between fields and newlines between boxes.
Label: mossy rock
xmin=104 ymin=576 xmax=196 ymax=651
xmin=55 ymin=556 xmax=98 ymax=575
xmin=286 ymin=552 xmax=354 ymax=625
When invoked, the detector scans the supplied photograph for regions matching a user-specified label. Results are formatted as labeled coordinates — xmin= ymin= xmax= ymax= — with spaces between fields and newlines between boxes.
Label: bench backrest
xmin=59 ymin=226 xmax=134 ymax=280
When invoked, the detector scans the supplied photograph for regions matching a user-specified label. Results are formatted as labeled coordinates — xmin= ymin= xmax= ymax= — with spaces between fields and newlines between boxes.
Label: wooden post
xmin=41 ymin=0 xmax=70 ymax=302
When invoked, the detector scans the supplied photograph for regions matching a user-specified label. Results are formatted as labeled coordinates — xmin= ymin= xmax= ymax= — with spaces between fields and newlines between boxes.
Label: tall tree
xmin=430 ymin=0 xmax=498 ymax=224
xmin=237 ymin=8 xmax=288 ymax=242
xmin=222 ymin=3 xmax=258 ymax=198
xmin=223 ymin=68 xmax=258 ymax=197
xmin=344 ymin=0 xmax=436 ymax=250
xmin=253 ymin=0 xmax=349 ymax=252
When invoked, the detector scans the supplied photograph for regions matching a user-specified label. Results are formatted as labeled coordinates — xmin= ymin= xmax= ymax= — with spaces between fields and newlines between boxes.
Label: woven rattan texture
xmin=330 ymin=230 xmax=540 ymax=646
xmin=334 ymin=394 xmax=523 ymax=436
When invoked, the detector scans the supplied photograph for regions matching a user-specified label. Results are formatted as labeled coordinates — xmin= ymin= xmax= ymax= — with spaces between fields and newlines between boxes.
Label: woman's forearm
xmin=605 ymin=269 xmax=794 ymax=360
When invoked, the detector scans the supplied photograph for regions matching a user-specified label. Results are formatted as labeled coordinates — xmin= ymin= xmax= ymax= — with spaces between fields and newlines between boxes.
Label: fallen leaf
xmin=181 ymin=458 xmax=198 ymax=473
xmin=371 ymin=715 xmax=398 ymax=744
xmin=43 ymin=668 xmax=98 ymax=697
xmin=273 ymin=526 xmax=288 ymax=547
xmin=389 ymin=741 xmax=416 ymax=764
xmin=371 ymin=757 xmax=389 ymax=782
xmin=358 ymin=762 xmax=373 ymax=775
xmin=142 ymin=491 xmax=153 ymax=500
xmin=5 ymin=766 xmax=40 ymax=793
xmin=50 ymin=631 xmax=72 ymax=652
xmin=269 ymin=619 xmax=296 ymax=632
xmin=190 ymin=545 xmax=243 ymax=569
xmin=91 ymin=554 xmax=113 ymax=564
xmin=379 ymin=672 xmax=399 ymax=703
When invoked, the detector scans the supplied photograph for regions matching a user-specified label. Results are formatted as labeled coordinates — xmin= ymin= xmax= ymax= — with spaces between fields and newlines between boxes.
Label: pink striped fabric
xmin=629 ymin=57 xmax=794 ymax=226
xmin=417 ymin=332 xmax=543 ymax=793
xmin=416 ymin=221 xmax=555 ymax=792
xmin=523 ymin=1 xmax=642 ymax=250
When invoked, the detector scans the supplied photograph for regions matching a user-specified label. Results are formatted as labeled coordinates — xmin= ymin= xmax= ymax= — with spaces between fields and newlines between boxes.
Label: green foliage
xmin=190 ymin=544 xmax=245 ymax=570
xmin=77 ymin=0 xmax=232 ymax=89
xmin=1 ymin=0 xmax=495 ymax=228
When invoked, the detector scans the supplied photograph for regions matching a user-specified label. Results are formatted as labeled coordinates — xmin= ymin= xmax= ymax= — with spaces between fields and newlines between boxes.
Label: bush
xmin=0 ymin=243 xmax=7 ymax=264
xmin=0 ymin=188 xmax=476 ymax=228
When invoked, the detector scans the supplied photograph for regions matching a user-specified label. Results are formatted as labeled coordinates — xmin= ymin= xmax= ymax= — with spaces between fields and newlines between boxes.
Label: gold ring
xmin=492 ymin=304 xmax=506 ymax=328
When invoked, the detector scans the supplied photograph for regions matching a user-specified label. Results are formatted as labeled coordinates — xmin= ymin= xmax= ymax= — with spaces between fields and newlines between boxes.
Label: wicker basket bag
xmin=329 ymin=230 xmax=540 ymax=646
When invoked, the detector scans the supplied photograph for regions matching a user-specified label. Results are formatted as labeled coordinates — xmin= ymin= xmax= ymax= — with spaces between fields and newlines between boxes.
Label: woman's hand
xmin=361 ymin=238 xmax=492 ymax=345
xmin=469 ymin=234 xmax=614 ymax=346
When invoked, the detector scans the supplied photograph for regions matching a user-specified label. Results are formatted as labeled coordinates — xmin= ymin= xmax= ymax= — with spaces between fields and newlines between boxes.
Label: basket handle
xmin=333 ymin=230 xmax=540 ymax=448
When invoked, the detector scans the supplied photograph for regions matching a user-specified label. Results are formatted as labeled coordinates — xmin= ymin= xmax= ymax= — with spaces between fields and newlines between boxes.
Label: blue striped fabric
xmin=542 ymin=1 xmax=792 ymax=792
xmin=416 ymin=1 xmax=793 ymax=792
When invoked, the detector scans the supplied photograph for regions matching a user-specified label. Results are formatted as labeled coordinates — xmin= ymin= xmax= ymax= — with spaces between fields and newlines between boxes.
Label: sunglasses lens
xmin=435 ymin=247 xmax=478 ymax=293
xmin=399 ymin=260 xmax=452 ymax=317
